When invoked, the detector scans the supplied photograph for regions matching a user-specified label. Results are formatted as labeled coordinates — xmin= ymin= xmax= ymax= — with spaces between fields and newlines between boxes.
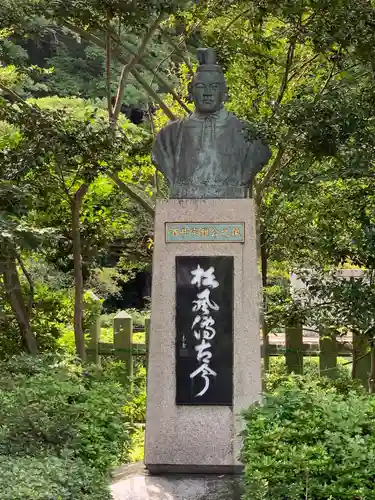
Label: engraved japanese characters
xmin=175 ymin=256 xmax=233 ymax=405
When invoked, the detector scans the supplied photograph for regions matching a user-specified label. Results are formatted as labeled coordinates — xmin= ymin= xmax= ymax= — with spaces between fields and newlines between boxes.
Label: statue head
xmin=188 ymin=48 xmax=228 ymax=115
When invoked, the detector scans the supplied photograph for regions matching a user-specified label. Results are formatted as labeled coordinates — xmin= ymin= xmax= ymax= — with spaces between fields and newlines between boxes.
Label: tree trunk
xmin=260 ymin=229 xmax=270 ymax=372
xmin=1 ymin=249 xmax=38 ymax=354
xmin=71 ymin=184 xmax=89 ymax=361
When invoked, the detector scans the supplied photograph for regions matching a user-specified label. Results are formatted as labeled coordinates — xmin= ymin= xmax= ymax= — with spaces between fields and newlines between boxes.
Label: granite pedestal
xmin=145 ymin=199 xmax=262 ymax=473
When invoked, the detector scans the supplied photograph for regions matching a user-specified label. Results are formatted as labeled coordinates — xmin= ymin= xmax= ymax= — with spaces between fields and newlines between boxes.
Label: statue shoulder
xmin=226 ymin=113 xmax=256 ymax=136
xmin=226 ymin=114 xmax=269 ymax=146
xmin=226 ymin=112 xmax=245 ymax=125
xmin=226 ymin=113 xmax=255 ymax=132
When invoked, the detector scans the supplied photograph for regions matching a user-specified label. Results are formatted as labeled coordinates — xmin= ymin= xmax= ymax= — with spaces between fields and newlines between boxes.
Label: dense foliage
xmin=242 ymin=372 xmax=375 ymax=500
xmin=265 ymin=356 xmax=364 ymax=395
xmin=1 ymin=456 xmax=112 ymax=500
xmin=0 ymin=354 xmax=134 ymax=499
xmin=0 ymin=282 xmax=74 ymax=358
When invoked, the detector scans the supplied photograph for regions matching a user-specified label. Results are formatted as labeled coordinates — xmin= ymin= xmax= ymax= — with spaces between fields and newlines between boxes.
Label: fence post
xmin=114 ymin=311 xmax=133 ymax=383
xmin=353 ymin=332 xmax=371 ymax=389
xmin=319 ymin=328 xmax=337 ymax=379
xmin=285 ymin=323 xmax=303 ymax=374
xmin=86 ymin=293 xmax=101 ymax=364
xmin=145 ymin=317 xmax=150 ymax=370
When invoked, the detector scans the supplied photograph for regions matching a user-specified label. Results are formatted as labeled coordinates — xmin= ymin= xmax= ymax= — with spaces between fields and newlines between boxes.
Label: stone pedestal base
xmin=111 ymin=462 xmax=244 ymax=500
xmin=145 ymin=199 xmax=261 ymax=473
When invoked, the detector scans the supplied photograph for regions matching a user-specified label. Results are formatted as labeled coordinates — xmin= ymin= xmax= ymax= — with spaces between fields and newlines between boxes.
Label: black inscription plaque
xmin=175 ymin=256 xmax=233 ymax=406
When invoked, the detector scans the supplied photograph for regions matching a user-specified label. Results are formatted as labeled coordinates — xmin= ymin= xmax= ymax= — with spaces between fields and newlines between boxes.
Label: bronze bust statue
xmin=152 ymin=48 xmax=271 ymax=199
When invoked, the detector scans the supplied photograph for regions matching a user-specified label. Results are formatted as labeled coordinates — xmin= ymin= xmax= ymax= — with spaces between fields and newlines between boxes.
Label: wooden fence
xmin=267 ymin=325 xmax=371 ymax=387
xmin=86 ymin=311 xmax=150 ymax=385
xmin=86 ymin=315 xmax=372 ymax=388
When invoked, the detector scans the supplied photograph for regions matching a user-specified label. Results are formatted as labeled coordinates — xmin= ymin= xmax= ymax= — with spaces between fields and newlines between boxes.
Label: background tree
xmin=0 ymin=95 xmax=151 ymax=358
xmin=189 ymin=0 xmax=375 ymax=369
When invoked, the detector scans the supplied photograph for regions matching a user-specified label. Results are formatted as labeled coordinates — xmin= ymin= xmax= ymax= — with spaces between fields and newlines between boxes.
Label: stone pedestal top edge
xmin=156 ymin=198 xmax=254 ymax=207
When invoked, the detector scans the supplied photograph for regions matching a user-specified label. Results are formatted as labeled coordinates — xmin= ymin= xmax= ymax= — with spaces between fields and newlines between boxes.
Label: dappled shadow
xmin=111 ymin=465 xmax=243 ymax=500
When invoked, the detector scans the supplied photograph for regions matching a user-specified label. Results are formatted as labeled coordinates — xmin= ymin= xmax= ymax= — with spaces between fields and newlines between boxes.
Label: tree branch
xmin=276 ymin=38 xmax=297 ymax=105
xmin=62 ymin=21 xmax=176 ymax=120
xmin=124 ymin=45 xmax=190 ymax=114
xmin=75 ymin=182 xmax=89 ymax=202
xmin=287 ymin=54 xmax=319 ymax=83
xmin=106 ymin=31 xmax=113 ymax=120
xmin=54 ymin=159 xmax=71 ymax=199
xmin=159 ymin=27 xmax=193 ymax=72
xmin=2 ymin=245 xmax=38 ymax=354
xmin=0 ymin=82 xmax=32 ymax=108
xmin=219 ymin=7 xmax=252 ymax=40
xmin=113 ymin=13 xmax=167 ymax=123
xmin=107 ymin=171 xmax=155 ymax=217
xmin=132 ymin=67 xmax=179 ymax=119
xmin=107 ymin=30 xmax=190 ymax=113
xmin=315 ymin=58 xmax=337 ymax=101
xmin=256 ymin=131 xmax=294 ymax=198
xmin=332 ymin=62 xmax=361 ymax=78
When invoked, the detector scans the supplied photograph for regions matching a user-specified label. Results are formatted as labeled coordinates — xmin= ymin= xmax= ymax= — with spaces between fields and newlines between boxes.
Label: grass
xmin=100 ymin=326 xmax=113 ymax=343
xmin=129 ymin=426 xmax=145 ymax=462
xmin=133 ymin=331 xmax=145 ymax=344
xmin=99 ymin=328 xmax=145 ymax=345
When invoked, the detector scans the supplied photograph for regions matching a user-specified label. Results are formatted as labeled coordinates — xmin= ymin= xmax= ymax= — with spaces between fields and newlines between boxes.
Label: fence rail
xmin=86 ymin=314 xmax=372 ymax=389
xmin=265 ymin=325 xmax=371 ymax=388
xmin=86 ymin=311 xmax=149 ymax=384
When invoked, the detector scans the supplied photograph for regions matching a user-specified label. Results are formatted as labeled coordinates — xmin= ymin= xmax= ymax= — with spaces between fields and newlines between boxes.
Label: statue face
xmin=191 ymin=71 xmax=225 ymax=114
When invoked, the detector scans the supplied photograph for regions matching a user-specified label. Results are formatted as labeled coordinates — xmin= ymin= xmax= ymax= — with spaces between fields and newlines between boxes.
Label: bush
xmin=32 ymin=285 xmax=74 ymax=352
xmin=241 ymin=378 xmax=375 ymax=499
xmin=0 ymin=456 xmax=112 ymax=500
xmin=0 ymin=283 xmax=104 ymax=359
xmin=128 ymin=362 xmax=147 ymax=423
xmin=0 ymin=310 xmax=22 ymax=359
xmin=0 ymin=284 xmax=74 ymax=359
xmin=265 ymin=356 xmax=364 ymax=395
xmin=98 ymin=357 xmax=146 ymax=424
xmin=100 ymin=308 xmax=149 ymax=329
xmin=0 ymin=353 xmax=134 ymax=499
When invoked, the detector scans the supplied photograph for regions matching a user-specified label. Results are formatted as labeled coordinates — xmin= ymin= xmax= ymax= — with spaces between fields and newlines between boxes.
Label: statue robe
xmin=152 ymin=107 xmax=271 ymax=199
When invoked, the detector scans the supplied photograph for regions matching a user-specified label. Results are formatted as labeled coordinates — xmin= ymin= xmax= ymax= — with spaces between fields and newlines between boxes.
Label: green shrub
xmin=0 ymin=284 xmax=104 ymax=359
xmin=99 ymin=357 xmax=146 ymax=423
xmin=102 ymin=356 xmax=146 ymax=426
xmin=100 ymin=308 xmax=149 ymax=329
xmin=241 ymin=378 xmax=375 ymax=499
xmin=0 ymin=311 xmax=22 ymax=358
xmin=0 ymin=455 xmax=112 ymax=500
xmin=0 ymin=284 xmax=74 ymax=359
xmin=0 ymin=353 xmax=135 ymax=499
xmin=0 ymin=353 xmax=133 ymax=470
xmin=128 ymin=362 xmax=147 ymax=423
xmin=32 ymin=285 xmax=74 ymax=351
xmin=265 ymin=356 xmax=364 ymax=395
xmin=56 ymin=327 xmax=80 ymax=354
